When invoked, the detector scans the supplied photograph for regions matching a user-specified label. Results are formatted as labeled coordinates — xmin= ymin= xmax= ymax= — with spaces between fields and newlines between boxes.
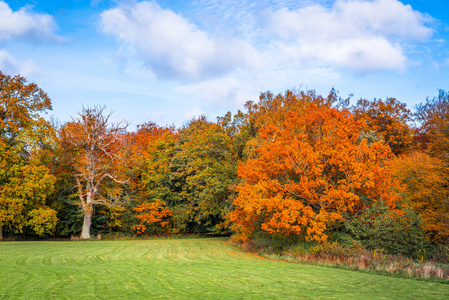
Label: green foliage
xmin=345 ymin=202 xmax=430 ymax=258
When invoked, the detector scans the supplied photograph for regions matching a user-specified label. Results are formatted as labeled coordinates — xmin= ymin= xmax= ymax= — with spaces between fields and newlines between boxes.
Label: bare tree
xmin=59 ymin=106 xmax=129 ymax=239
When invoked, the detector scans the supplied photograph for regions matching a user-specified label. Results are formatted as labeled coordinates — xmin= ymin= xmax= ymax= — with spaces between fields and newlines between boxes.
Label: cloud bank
xmin=266 ymin=0 xmax=433 ymax=72
xmin=100 ymin=1 xmax=262 ymax=81
xmin=0 ymin=1 xmax=62 ymax=42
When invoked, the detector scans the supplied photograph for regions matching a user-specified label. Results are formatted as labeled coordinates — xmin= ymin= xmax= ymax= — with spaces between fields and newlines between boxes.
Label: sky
xmin=1 ymin=0 xmax=448 ymax=129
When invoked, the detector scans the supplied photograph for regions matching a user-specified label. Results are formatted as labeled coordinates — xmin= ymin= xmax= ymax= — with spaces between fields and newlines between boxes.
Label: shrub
xmin=345 ymin=202 xmax=430 ymax=258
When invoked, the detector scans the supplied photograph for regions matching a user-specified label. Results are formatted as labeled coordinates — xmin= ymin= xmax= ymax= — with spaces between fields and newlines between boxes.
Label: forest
xmin=1 ymin=71 xmax=448 ymax=264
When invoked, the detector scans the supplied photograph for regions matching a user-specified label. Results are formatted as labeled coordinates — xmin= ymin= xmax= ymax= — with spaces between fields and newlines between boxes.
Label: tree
xmin=132 ymin=199 xmax=172 ymax=235
xmin=125 ymin=122 xmax=176 ymax=199
xmin=174 ymin=116 xmax=240 ymax=234
xmin=229 ymin=103 xmax=402 ymax=243
xmin=59 ymin=106 xmax=128 ymax=239
xmin=415 ymin=90 xmax=449 ymax=162
xmin=0 ymin=71 xmax=56 ymax=239
xmin=393 ymin=152 xmax=449 ymax=243
xmin=353 ymin=97 xmax=414 ymax=156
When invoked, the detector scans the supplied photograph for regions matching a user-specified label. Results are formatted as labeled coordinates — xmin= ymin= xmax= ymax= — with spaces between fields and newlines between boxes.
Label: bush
xmin=345 ymin=202 xmax=430 ymax=258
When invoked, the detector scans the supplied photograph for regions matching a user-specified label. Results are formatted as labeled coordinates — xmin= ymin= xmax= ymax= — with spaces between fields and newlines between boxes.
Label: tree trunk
xmin=0 ymin=226 xmax=3 ymax=241
xmin=80 ymin=210 xmax=92 ymax=239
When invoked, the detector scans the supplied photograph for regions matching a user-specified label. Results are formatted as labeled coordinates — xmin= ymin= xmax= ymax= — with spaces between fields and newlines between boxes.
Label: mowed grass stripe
xmin=0 ymin=238 xmax=447 ymax=299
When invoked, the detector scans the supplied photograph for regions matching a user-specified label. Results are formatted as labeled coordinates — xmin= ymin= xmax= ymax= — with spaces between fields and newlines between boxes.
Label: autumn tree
xmin=393 ymin=152 xmax=449 ymax=242
xmin=132 ymin=199 xmax=173 ymax=235
xmin=230 ymin=103 xmax=402 ymax=243
xmin=415 ymin=89 xmax=449 ymax=162
xmin=353 ymin=97 xmax=413 ymax=155
xmin=245 ymin=88 xmax=348 ymax=135
xmin=125 ymin=122 xmax=176 ymax=199
xmin=0 ymin=71 xmax=56 ymax=239
xmin=59 ymin=106 xmax=128 ymax=239
xmin=134 ymin=114 xmax=246 ymax=234
xmin=173 ymin=116 xmax=241 ymax=234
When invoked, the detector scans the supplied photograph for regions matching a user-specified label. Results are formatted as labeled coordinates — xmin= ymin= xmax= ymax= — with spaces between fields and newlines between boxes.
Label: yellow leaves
xmin=0 ymin=71 xmax=56 ymax=233
xmin=27 ymin=208 xmax=58 ymax=236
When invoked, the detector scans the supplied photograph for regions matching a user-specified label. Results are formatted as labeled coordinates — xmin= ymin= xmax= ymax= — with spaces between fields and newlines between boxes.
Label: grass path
xmin=0 ymin=237 xmax=448 ymax=299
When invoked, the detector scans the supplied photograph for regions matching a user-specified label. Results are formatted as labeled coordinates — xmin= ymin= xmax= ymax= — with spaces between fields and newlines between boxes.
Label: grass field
xmin=0 ymin=238 xmax=448 ymax=299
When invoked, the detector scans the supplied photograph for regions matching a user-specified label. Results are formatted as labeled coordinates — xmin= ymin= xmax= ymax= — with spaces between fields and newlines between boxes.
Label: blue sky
xmin=1 ymin=0 xmax=448 ymax=129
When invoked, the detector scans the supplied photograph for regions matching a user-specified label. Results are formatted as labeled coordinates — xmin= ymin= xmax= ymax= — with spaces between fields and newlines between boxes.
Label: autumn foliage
xmin=353 ymin=97 xmax=414 ymax=155
xmin=1 ymin=70 xmax=448 ymax=261
xmin=132 ymin=200 xmax=173 ymax=235
xmin=230 ymin=103 xmax=401 ymax=243
xmin=0 ymin=71 xmax=56 ymax=238
xmin=393 ymin=152 xmax=449 ymax=242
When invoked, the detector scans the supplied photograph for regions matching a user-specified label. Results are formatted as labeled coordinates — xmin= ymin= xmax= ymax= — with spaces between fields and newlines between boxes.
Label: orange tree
xmin=0 ymin=72 xmax=56 ymax=239
xmin=415 ymin=90 xmax=449 ymax=162
xmin=393 ymin=152 xmax=449 ymax=243
xmin=229 ymin=103 xmax=401 ymax=243
xmin=132 ymin=199 xmax=173 ymax=235
xmin=353 ymin=97 xmax=414 ymax=156
xmin=58 ymin=106 xmax=128 ymax=239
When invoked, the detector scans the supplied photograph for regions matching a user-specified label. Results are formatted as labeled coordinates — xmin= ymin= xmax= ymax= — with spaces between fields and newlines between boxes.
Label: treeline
xmin=0 ymin=71 xmax=448 ymax=261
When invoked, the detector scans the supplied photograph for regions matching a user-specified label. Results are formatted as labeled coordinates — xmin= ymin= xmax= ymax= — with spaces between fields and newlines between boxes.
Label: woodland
xmin=1 ymin=70 xmax=449 ymax=266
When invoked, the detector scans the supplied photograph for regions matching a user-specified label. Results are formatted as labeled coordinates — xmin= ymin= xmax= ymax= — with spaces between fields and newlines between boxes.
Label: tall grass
xmin=238 ymin=240 xmax=449 ymax=281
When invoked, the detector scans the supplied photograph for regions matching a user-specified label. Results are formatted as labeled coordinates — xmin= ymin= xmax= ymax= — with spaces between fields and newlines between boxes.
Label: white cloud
xmin=175 ymin=76 xmax=252 ymax=105
xmin=0 ymin=1 xmax=63 ymax=42
xmin=0 ymin=49 xmax=16 ymax=73
xmin=100 ymin=1 xmax=262 ymax=81
xmin=0 ymin=49 xmax=41 ymax=77
xmin=266 ymin=0 xmax=433 ymax=72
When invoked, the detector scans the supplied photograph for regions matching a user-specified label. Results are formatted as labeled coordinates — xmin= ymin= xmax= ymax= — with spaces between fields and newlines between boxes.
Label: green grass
xmin=0 ymin=238 xmax=448 ymax=299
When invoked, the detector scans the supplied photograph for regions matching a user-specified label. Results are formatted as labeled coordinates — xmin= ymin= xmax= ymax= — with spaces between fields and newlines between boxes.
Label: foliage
xmin=136 ymin=114 xmax=245 ymax=235
xmin=0 ymin=71 xmax=56 ymax=238
xmin=345 ymin=201 xmax=430 ymax=258
xmin=415 ymin=89 xmax=449 ymax=162
xmin=392 ymin=151 xmax=449 ymax=243
xmin=27 ymin=208 xmax=58 ymax=236
xmin=125 ymin=122 xmax=175 ymax=197
xmin=353 ymin=97 xmax=414 ymax=156
xmin=132 ymin=199 xmax=173 ymax=235
xmin=174 ymin=116 xmax=241 ymax=234
xmin=230 ymin=102 xmax=401 ymax=243
xmin=58 ymin=105 xmax=128 ymax=239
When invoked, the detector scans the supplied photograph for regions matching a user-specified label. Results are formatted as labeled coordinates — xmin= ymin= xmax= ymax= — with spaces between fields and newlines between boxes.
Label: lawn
xmin=0 ymin=238 xmax=447 ymax=299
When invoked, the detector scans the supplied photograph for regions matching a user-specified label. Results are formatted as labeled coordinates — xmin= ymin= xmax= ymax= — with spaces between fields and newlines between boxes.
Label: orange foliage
xmin=125 ymin=122 xmax=176 ymax=196
xmin=230 ymin=104 xmax=401 ymax=243
xmin=353 ymin=97 xmax=413 ymax=155
xmin=58 ymin=106 xmax=128 ymax=239
xmin=132 ymin=199 xmax=173 ymax=235
xmin=415 ymin=90 xmax=449 ymax=162
xmin=393 ymin=152 xmax=449 ymax=242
